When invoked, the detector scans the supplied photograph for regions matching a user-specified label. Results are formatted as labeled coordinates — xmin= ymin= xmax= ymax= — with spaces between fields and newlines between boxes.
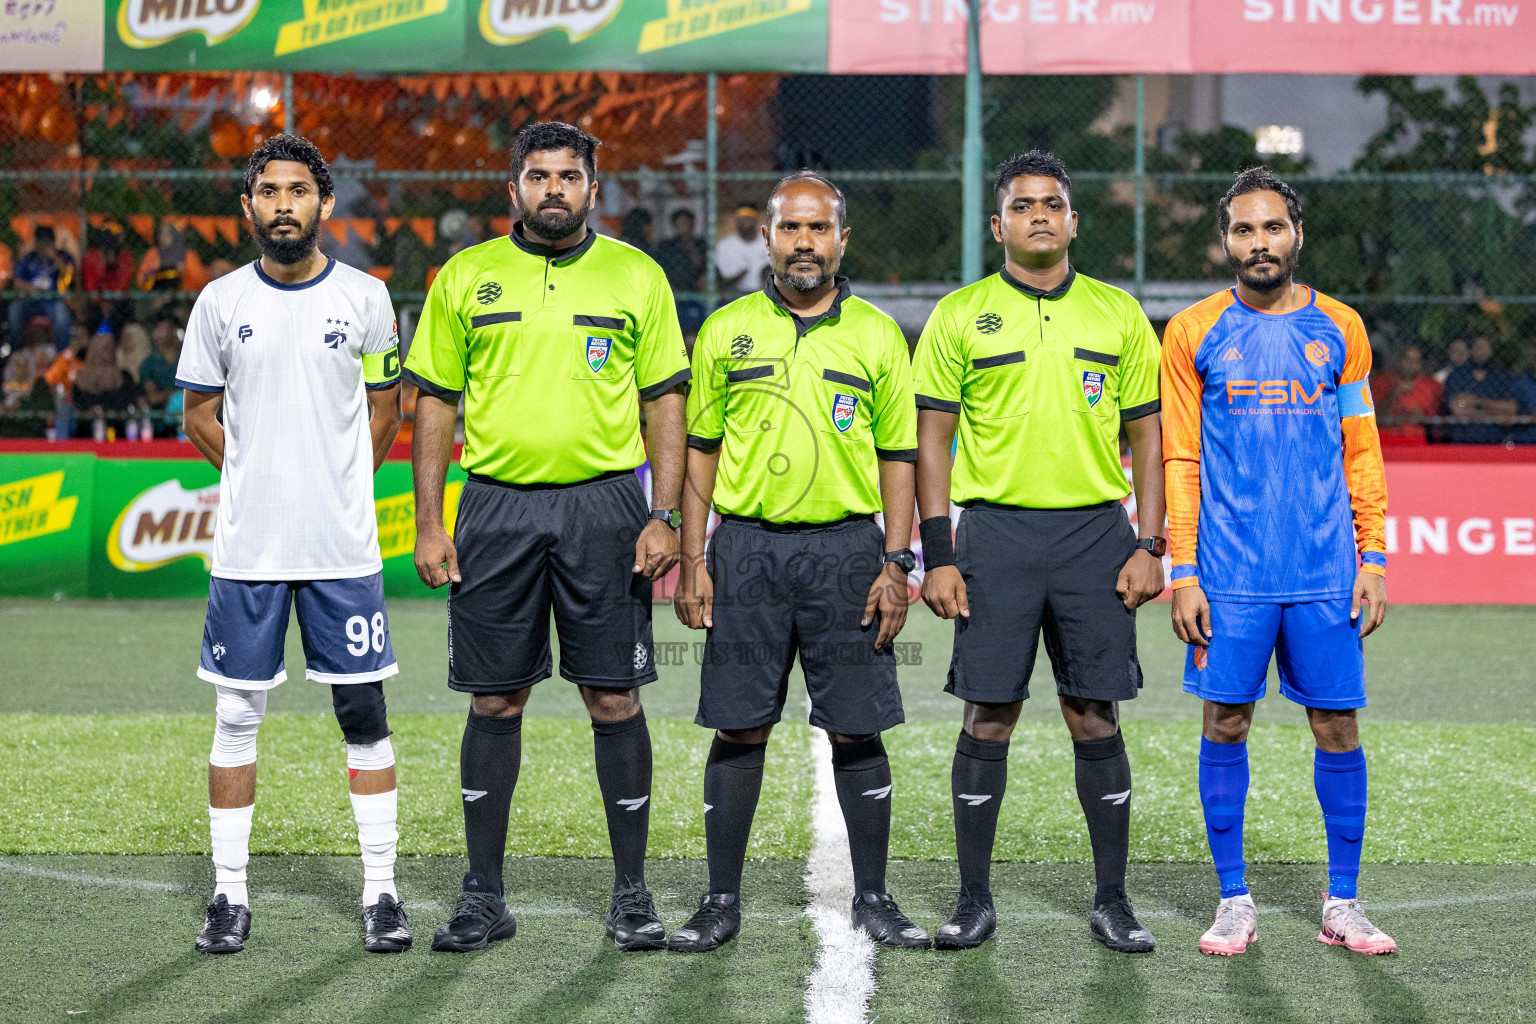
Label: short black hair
xmin=513 ymin=121 xmax=600 ymax=181
xmin=245 ymin=133 xmax=333 ymax=199
xmin=993 ymin=150 xmax=1072 ymax=210
xmin=1218 ymin=166 xmax=1302 ymax=235
xmin=670 ymin=208 xmax=695 ymax=225
xmin=33 ymin=225 xmax=55 ymax=245
xmin=767 ymin=170 xmax=847 ymax=228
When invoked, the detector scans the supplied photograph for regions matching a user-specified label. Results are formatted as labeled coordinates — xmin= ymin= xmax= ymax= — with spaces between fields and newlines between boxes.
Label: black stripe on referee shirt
xmin=972 ymin=350 xmax=1025 ymax=370
xmin=915 ymin=394 xmax=961 ymax=414
xmin=639 ymin=367 xmax=692 ymax=401
xmin=726 ymin=365 xmax=775 ymax=384
xmin=574 ymin=314 xmax=626 ymax=330
xmin=1073 ymin=347 xmax=1120 ymax=367
xmin=470 ymin=311 xmax=521 ymax=329
xmin=1121 ymin=398 xmax=1161 ymax=421
xmin=401 ymin=368 xmax=463 ymax=405
xmin=822 ymin=369 xmax=871 ymax=393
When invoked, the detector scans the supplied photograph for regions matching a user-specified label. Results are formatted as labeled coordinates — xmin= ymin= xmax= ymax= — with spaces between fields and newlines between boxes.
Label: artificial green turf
xmin=0 ymin=714 xmax=813 ymax=859
xmin=886 ymin=721 xmax=1536 ymax=865
xmin=5 ymin=712 xmax=1530 ymax=866
xmin=0 ymin=855 xmax=815 ymax=1024
xmin=5 ymin=599 xmax=1533 ymax=724
xmin=874 ymin=861 xmax=1536 ymax=1024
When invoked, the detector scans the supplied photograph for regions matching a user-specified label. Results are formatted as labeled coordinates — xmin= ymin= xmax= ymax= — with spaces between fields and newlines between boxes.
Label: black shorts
xmin=945 ymin=501 xmax=1142 ymax=705
xmin=697 ymin=516 xmax=904 ymax=735
xmin=447 ymin=471 xmax=656 ymax=693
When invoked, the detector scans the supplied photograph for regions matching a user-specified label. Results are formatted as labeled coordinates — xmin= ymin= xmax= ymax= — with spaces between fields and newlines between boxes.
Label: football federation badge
xmin=1082 ymin=370 xmax=1105 ymax=408
xmin=586 ymin=336 xmax=611 ymax=373
xmin=832 ymin=392 xmax=858 ymax=433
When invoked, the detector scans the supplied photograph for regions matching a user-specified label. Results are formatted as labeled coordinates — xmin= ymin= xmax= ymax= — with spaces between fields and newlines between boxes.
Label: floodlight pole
xmin=283 ymin=73 xmax=294 ymax=135
xmin=1134 ymin=74 xmax=1146 ymax=300
xmin=961 ymin=0 xmax=984 ymax=284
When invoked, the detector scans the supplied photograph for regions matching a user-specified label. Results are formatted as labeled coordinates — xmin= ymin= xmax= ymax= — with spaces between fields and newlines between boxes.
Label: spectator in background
xmin=1512 ymin=348 xmax=1536 ymax=445
xmin=0 ymin=321 xmax=53 ymax=438
xmin=73 ymin=326 xmax=140 ymax=432
xmin=715 ymin=204 xmax=769 ymax=297
xmin=205 ymin=257 xmax=236 ymax=283
xmin=82 ymin=221 xmax=135 ymax=293
xmin=139 ymin=317 xmax=181 ymax=415
xmin=1443 ymin=335 xmax=1517 ymax=444
xmin=1433 ymin=338 xmax=1468 ymax=385
xmin=8 ymin=226 xmax=74 ymax=350
xmin=655 ymin=208 xmax=707 ymax=334
xmin=1372 ymin=344 xmax=1442 ymax=443
xmin=44 ymin=326 xmax=87 ymax=438
xmin=136 ymin=221 xmax=204 ymax=292
xmin=619 ymin=207 xmax=655 ymax=254
xmin=117 ymin=323 xmax=153 ymax=384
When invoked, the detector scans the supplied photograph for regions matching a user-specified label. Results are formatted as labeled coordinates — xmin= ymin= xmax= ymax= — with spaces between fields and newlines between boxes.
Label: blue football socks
xmin=1199 ymin=737 xmax=1250 ymax=898
xmin=1315 ymin=746 xmax=1368 ymax=900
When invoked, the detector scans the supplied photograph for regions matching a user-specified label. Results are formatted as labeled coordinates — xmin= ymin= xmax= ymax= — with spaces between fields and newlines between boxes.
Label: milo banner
xmin=105 ymin=0 xmax=829 ymax=72
xmin=0 ymin=453 xmax=467 ymax=600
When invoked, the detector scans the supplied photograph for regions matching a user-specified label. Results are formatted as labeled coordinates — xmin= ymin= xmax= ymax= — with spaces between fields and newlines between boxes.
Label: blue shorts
xmin=1182 ymin=598 xmax=1366 ymax=710
xmin=198 ymin=572 xmax=398 ymax=691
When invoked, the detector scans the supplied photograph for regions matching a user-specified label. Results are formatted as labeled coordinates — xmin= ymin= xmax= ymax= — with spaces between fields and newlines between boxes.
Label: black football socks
xmin=952 ymin=730 xmax=1010 ymax=896
xmin=592 ymin=709 xmax=653 ymax=890
xmin=1074 ymin=730 xmax=1134 ymax=903
xmin=831 ymin=735 xmax=893 ymax=897
xmin=460 ymin=710 xmax=523 ymax=894
xmin=703 ymin=736 xmax=767 ymax=896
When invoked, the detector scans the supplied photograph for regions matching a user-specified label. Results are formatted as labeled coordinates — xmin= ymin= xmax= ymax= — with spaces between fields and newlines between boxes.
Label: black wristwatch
xmin=649 ymin=509 xmax=682 ymax=529
xmin=1136 ymin=536 xmax=1167 ymax=558
xmin=882 ymin=548 xmax=917 ymax=573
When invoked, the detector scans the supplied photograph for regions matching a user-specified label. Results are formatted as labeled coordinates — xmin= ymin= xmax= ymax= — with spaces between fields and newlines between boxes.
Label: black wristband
xmin=919 ymin=516 xmax=956 ymax=569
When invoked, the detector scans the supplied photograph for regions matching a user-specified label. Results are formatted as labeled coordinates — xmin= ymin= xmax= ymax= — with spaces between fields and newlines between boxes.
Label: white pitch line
xmin=802 ymin=728 xmax=877 ymax=1024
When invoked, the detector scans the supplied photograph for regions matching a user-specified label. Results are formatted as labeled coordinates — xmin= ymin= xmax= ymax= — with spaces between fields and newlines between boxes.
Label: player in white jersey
xmin=175 ymin=135 xmax=409 ymax=954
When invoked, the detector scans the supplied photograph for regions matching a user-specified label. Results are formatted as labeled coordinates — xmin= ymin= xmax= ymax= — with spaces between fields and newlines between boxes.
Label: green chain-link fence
xmin=3 ymin=71 xmax=1534 ymax=442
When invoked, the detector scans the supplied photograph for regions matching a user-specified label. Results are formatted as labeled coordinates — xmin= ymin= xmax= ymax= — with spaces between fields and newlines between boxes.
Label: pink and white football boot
xmin=1318 ymin=897 xmax=1397 ymax=954
xmin=1198 ymin=894 xmax=1258 ymax=956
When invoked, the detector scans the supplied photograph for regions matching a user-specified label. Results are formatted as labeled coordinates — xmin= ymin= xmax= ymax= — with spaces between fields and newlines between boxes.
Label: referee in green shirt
xmin=405 ymin=123 xmax=691 ymax=954
xmin=667 ymin=172 xmax=930 ymax=953
xmin=912 ymin=151 xmax=1167 ymax=953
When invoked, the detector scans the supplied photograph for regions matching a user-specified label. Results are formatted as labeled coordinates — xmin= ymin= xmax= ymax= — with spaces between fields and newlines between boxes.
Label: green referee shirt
xmin=912 ymin=266 xmax=1160 ymax=508
xmin=687 ymin=279 xmax=918 ymax=524
xmin=403 ymin=225 xmax=690 ymax=485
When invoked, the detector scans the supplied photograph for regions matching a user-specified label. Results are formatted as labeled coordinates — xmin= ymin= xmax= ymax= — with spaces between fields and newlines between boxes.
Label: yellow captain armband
xmin=364 ymin=346 xmax=401 ymax=390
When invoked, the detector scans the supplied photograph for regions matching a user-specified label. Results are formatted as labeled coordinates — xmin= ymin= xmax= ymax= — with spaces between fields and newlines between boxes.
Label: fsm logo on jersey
xmin=107 ymin=479 xmax=220 ymax=573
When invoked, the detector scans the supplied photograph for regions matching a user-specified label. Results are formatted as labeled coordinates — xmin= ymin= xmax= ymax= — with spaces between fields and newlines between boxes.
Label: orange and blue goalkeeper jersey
xmin=1161 ymin=288 xmax=1387 ymax=603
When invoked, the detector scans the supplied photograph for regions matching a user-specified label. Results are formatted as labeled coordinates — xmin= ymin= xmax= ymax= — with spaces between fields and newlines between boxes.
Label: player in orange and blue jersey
xmin=1161 ymin=168 xmax=1397 ymax=958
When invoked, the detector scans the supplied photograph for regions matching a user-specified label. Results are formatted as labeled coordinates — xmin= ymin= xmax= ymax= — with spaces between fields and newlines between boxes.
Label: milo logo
xmin=480 ymin=0 xmax=623 ymax=44
xmin=107 ymin=479 xmax=220 ymax=573
xmin=118 ymin=0 xmax=260 ymax=48
xmin=831 ymin=393 xmax=857 ymax=433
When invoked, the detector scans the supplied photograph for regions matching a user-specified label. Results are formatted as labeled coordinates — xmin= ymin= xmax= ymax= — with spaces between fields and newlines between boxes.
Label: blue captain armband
xmin=1338 ymin=378 xmax=1375 ymax=418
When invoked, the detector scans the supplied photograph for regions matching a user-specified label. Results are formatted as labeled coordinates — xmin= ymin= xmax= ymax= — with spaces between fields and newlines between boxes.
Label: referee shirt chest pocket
xmin=1070 ymin=346 xmax=1121 ymax=416
xmin=964 ymin=349 xmax=1029 ymax=421
xmin=570 ymin=315 xmax=630 ymax=381
xmin=819 ymin=367 xmax=872 ymax=438
xmin=467 ymin=310 xmax=522 ymax=377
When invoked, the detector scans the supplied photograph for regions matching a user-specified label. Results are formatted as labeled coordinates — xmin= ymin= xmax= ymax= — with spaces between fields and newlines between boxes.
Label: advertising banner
xmin=107 ymin=0 xmax=466 ymax=70
xmin=0 ymin=0 xmax=104 ymax=71
xmin=104 ymin=0 xmax=828 ymax=71
xmin=825 ymin=0 xmax=1536 ymax=74
xmin=1375 ymin=461 xmax=1536 ymax=605
xmin=0 ymin=454 xmax=95 ymax=598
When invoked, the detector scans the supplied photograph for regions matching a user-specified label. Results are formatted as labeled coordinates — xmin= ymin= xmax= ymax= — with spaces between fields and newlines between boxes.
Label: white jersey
xmin=176 ymin=258 xmax=399 ymax=580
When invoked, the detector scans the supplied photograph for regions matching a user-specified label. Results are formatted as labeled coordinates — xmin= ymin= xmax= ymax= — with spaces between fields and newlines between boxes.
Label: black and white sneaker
xmin=667 ymin=893 xmax=741 ymax=953
xmin=606 ymin=879 xmax=666 ymax=951
xmin=935 ymin=887 xmax=997 ymax=950
xmin=1089 ymin=893 xmax=1156 ymax=953
xmin=431 ymin=874 xmax=517 ymax=952
xmin=362 ymin=893 xmax=412 ymax=953
xmin=195 ymin=894 xmax=251 ymax=954
xmin=851 ymin=891 xmax=932 ymax=949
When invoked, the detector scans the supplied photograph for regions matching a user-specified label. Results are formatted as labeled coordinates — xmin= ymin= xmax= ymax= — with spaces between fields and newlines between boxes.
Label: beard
xmin=252 ymin=211 xmax=320 ymax=266
xmin=773 ymin=250 xmax=837 ymax=293
xmin=519 ymin=190 xmax=593 ymax=241
xmin=1226 ymin=241 xmax=1300 ymax=293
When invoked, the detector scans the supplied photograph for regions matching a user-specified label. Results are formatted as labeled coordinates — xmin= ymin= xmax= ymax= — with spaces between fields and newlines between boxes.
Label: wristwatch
xmin=882 ymin=548 xmax=917 ymax=573
xmin=648 ymin=509 xmax=682 ymax=529
xmin=1136 ymin=536 xmax=1167 ymax=557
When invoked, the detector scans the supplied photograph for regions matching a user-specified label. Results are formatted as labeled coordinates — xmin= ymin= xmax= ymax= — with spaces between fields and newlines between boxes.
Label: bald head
xmin=765 ymin=173 xmax=850 ymax=294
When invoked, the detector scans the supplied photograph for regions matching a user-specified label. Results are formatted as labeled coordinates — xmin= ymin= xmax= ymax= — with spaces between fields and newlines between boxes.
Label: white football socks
xmin=209 ymin=804 xmax=254 ymax=907
xmin=350 ymin=789 xmax=399 ymax=906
